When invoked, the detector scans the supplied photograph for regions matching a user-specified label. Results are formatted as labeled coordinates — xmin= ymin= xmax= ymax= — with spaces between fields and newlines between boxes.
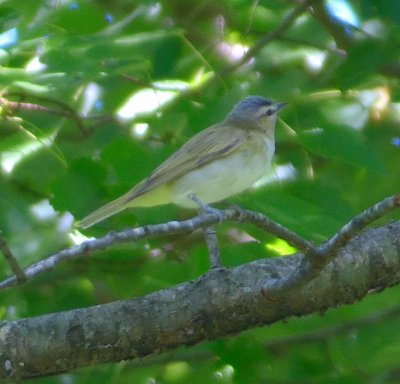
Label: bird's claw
xmin=189 ymin=194 xmax=224 ymax=223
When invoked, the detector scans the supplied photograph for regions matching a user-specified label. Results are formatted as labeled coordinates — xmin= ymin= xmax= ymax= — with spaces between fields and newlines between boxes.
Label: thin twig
xmin=2 ymin=1 xmax=313 ymax=142
xmin=203 ymin=226 xmax=221 ymax=268
xmin=318 ymin=194 xmax=400 ymax=258
xmin=220 ymin=0 xmax=316 ymax=77
xmin=3 ymin=93 xmax=87 ymax=134
xmin=189 ymin=193 xmax=224 ymax=267
xmin=0 ymin=206 xmax=295 ymax=290
xmin=310 ymin=1 xmax=353 ymax=49
xmin=0 ymin=97 xmax=73 ymax=119
xmin=0 ymin=195 xmax=398 ymax=290
xmin=0 ymin=212 xmax=222 ymax=290
xmin=164 ymin=0 xmax=315 ymax=105
xmin=230 ymin=207 xmax=316 ymax=256
xmin=0 ymin=232 xmax=27 ymax=283
xmin=261 ymin=194 xmax=400 ymax=294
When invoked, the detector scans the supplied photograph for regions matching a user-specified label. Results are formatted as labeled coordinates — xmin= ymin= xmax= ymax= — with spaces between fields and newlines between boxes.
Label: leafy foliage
xmin=0 ymin=0 xmax=399 ymax=383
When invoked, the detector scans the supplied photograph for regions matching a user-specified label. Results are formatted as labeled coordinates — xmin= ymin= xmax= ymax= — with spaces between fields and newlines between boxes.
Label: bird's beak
xmin=275 ymin=102 xmax=288 ymax=111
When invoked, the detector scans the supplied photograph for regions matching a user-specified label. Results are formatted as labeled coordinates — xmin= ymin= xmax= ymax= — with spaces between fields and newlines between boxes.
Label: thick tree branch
xmin=1 ymin=221 xmax=399 ymax=381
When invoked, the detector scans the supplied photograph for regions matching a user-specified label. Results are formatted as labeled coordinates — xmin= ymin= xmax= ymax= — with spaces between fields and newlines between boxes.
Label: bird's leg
xmin=189 ymin=194 xmax=223 ymax=268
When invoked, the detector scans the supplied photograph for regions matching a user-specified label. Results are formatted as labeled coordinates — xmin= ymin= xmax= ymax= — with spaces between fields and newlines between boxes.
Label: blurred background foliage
xmin=0 ymin=0 xmax=399 ymax=383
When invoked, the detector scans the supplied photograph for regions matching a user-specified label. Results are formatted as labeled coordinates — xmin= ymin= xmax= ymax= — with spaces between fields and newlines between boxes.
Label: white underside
xmin=171 ymin=135 xmax=274 ymax=208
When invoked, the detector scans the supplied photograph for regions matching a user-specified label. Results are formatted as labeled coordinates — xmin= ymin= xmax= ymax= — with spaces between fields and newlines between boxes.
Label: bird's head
xmin=225 ymin=96 xmax=287 ymax=132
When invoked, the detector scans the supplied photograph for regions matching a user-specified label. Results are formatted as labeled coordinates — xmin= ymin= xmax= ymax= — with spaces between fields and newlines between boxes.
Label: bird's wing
xmin=127 ymin=123 xmax=249 ymax=200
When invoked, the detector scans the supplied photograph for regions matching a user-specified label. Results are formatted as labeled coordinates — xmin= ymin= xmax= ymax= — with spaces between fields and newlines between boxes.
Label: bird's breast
xmin=170 ymin=133 xmax=275 ymax=208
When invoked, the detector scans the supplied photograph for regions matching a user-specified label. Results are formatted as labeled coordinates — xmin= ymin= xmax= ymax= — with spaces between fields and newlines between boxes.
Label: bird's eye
xmin=266 ymin=109 xmax=273 ymax=116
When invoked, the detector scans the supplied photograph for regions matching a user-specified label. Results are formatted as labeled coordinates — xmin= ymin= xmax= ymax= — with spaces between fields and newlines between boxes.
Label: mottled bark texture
xmin=1 ymin=221 xmax=399 ymax=381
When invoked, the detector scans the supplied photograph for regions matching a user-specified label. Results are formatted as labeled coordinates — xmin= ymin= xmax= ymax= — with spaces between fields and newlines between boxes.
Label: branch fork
xmin=1 ymin=194 xmax=399 ymax=293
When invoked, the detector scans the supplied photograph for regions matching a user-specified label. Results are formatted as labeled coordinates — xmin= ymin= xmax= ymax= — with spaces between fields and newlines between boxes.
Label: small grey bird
xmin=79 ymin=96 xmax=286 ymax=228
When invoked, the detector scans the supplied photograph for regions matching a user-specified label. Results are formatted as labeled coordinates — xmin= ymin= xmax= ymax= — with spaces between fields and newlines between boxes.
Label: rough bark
xmin=1 ymin=221 xmax=399 ymax=381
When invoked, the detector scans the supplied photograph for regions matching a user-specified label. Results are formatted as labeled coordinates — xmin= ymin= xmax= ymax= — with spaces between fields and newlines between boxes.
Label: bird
xmin=78 ymin=96 xmax=286 ymax=229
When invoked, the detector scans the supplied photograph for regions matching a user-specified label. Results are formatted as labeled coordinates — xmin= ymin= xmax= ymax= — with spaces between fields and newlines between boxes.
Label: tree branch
xmin=261 ymin=194 xmax=400 ymax=293
xmin=217 ymin=0 xmax=317 ymax=79
xmin=0 ymin=232 xmax=26 ymax=284
xmin=0 ymin=206 xmax=297 ymax=290
xmin=309 ymin=1 xmax=353 ymax=49
xmin=165 ymin=0 xmax=316 ymax=104
xmin=0 ymin=195 xmax=398 ymax=290
xmin=1 ymin=220 xmax=399 ymax=381
xmin=1 ymin=93 xmax=116 ymax=134
xmin=1 ymin=1 xmax=315 ymax=142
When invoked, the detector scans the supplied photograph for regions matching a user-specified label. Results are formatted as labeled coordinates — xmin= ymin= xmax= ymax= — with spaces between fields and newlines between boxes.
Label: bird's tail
xmin=78 ymin=193 xmax=130 ymax=229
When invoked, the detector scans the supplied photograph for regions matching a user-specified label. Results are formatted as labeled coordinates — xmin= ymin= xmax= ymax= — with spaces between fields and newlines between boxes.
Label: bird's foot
xmin=188 ymin=194 xmax=224 ymax=223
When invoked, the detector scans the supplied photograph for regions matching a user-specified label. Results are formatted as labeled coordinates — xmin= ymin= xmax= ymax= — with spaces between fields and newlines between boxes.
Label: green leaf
xmin=51 ymin=157 xmax=107 ymax=216
xmin=100 ymin=137 xmax=172 ymax=187
xmin=299 ymin=126 xmax=384 ymax=172
xmin=334 ymin=38 xmax=399 ymax=90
